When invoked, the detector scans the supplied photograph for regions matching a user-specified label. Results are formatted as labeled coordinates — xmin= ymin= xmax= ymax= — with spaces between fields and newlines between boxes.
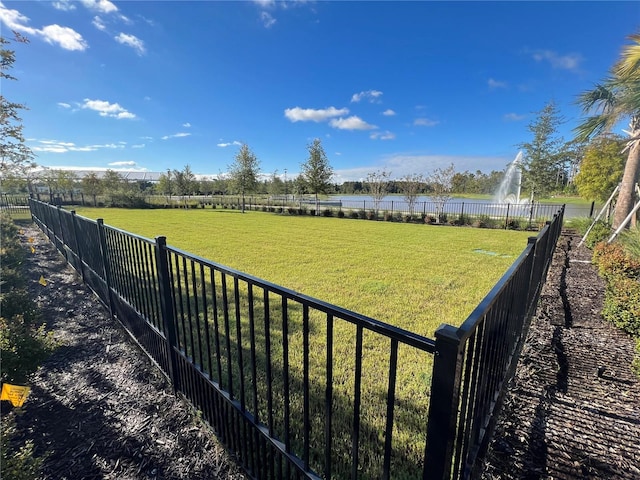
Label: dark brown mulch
xmin=5 ymin=223 xmax=247 ymax=480
xmin=482 ymin=232 xmax=640 ymax=479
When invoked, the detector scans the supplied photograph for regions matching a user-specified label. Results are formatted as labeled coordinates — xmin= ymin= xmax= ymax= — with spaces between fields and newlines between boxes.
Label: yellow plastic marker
xmin=39 ymin=275 xmax=47 ymax=286
xmin=28 ymin=237 xmax=34 ymax=243
xmin=30 ymin=245 xmax=36 ymax=254
xmin=0 ymin=383 xmax=31 ymax=407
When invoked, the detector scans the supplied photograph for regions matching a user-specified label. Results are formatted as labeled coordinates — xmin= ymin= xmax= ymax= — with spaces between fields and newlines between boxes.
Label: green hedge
xmin=593 ymin=233 xmax=640 ymax=375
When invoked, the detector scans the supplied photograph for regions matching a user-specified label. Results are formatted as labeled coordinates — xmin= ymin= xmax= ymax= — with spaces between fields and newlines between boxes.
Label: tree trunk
xmin=613 ymin=126 xmax=640 ymax=229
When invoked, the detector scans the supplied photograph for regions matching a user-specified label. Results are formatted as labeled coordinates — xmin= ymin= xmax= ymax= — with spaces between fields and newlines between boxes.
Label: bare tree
xmin=365 ymin=169 xmax=391 ymax=214
xmin=400 ymin=173 xmax=425 ymax=216
xmin=429 ymin=163 xmax=456 ymax=223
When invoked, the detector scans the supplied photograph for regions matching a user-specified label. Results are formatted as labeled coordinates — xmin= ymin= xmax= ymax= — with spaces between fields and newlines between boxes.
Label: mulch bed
xmin=482 ymin=231 xmax=640 ymax=479
xmin=4 ymin=223 xmax=247 ymax=479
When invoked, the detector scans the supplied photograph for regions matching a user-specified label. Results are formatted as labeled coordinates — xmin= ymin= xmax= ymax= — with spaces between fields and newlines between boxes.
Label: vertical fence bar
xmin=96 ymin=219 xmax=115 ymax=319
xmin=69 ymin=210 xmax=86 ymax=283
xmin=154 ymin=236 xmax=180 ymax=393
xmin=424 ymin=324 xmax=464 ymax=480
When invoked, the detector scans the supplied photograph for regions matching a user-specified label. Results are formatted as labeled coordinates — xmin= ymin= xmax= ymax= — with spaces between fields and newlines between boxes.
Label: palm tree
xmin=575 ymin=32 xmax=640 ymax=229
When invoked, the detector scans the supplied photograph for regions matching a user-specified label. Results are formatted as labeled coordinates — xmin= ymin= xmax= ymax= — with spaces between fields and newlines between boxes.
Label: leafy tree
xmin=575 ymin=134 xmax=626 ymax=202
xmin=300 ymin=138 xmax=333 ymax=214
xmin=429 ymin=163 xmax=456 ymax=222
xmin=268 ymin=170 xmax=284 ymax=196
xmin=81 ymin=172 xmax=102 ymax=206
xmin=172 ymin=165 xmax=196 ymax=198
xmin=575 ymin=31 xmax=640 ymax=229
xmin=399 ymin=173 xmax=425 ymax=215
xmin=156 ymin=170 xmax=174 ymax=200
xmin=0 ymin=34 xmax=35 ymax=179
xmin=228 ymin=143 xmax=260 ymax=213
xmin=365 ymin=169 xmax=391 ymax=212
xmin=518 ymin=100 xmax=567 ymax=199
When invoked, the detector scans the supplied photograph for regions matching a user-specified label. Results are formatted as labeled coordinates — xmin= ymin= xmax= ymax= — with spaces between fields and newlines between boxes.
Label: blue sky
xmin=2 ymin=1 xmax=639 ymax=182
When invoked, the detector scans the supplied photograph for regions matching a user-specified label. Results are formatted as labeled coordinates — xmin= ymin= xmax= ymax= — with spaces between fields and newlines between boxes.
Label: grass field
xmin=74 ymin=207 xmax=531 ymax=337
xmin=68 ymin=207 xmax=535 ymax=477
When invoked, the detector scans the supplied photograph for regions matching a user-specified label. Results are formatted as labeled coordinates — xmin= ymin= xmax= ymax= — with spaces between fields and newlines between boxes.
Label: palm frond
xmin=615 ymin=32 xmax=640 ymax=79
xmin=575 ymin=83 xmax=617 ymax=114
xmin=573 ymin=115 xmax=617 ymax=142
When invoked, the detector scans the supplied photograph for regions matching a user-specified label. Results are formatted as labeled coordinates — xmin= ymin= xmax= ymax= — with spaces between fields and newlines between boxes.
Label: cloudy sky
xmin=2 ymin=1 xmax=639 ymax=182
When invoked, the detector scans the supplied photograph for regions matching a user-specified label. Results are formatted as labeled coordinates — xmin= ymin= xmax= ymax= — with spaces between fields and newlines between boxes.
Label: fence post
xmin=96 ymin=219 xmax=116 ymax=319
xmin=154 ymin=236 xmax=180 ymax=393
xmin=70 ymin=211 xmax=86 ymax=283
xmin=424 ymin=324 xmax=464 ymax=480
xmin=56 ymin=205 xmax=68 ymax=261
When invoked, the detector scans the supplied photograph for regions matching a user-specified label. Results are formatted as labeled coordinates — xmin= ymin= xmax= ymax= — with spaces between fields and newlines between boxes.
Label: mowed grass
xmin=74 ymin=207 xmax=531 ymax=337
xmin=73 ymin=207 xmax=532 ymax=476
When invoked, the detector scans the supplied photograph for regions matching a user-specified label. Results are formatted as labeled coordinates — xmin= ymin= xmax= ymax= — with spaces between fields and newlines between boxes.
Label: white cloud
xmin=217 ymin=141 xmax=242 ymax=148
xmin=40 ymin=24 xmax=88 ymax=51
xmin=382 ymin=109 xmax=396 ymax=116
xmin=285 ymin=106 xmax=349 ymax=123
xmin=329 ymin=116 xmax=377 ymax=130
xmin=81 ymin=99 xmax=136 ymax=119
xmin=531 ymin=49 xmax=582 ymax=71
xmin=57 ymin=102 xmax=71 ymax=108
xmin=370 ymin=131 xmax=396 ymax=140
xmin=52 ymin=1 xmax=76 ymax=11
xmin=31 ymin=139 xmax=125 ymax=153
xmin=253 ymin=0 xmax=276 ymax=7
xmin=108 ymin=161 xmax=136 ymax=166
xmin=351 ymin=90 xmax=383 ymax=103
xmin=414 ymin=118 xmax=439 ymax=127
xmin=182 ymin=122 xmax=192 ymax=128
xmin=115 ymin=33 xmax=146 ymax=55
xmin=80 ymin=0 xmax=118 ymax=14
xmin=260 ymin=11 xmax=276 ymax=28
xmin=161 ymin=132 xmax=191 ymax=140
xmin=504 ymin=113 xmax=526 ymax=122
xmin=488 ymin=78 xmax=507 ymax=89
xmin=92 ymin=16 xmax=106 ymax=31
xmin=132 ymin=144 xmax=146 ymax=149
xmin=0 ymin=3 xmax=88 ymax=51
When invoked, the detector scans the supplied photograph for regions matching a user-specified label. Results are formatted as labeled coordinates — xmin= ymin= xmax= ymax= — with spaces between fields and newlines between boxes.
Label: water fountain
xmin=495 ymin=151 xmax=523 ymax=204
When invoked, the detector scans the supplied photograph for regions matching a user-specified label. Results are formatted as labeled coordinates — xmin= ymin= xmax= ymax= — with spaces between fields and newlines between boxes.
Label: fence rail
xmin=28 ymin=198 xmax=564 ymax=479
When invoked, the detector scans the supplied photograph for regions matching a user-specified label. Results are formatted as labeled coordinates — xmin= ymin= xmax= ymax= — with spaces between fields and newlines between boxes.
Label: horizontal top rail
xmin=166 ymin=242 xmax=437 ymax=353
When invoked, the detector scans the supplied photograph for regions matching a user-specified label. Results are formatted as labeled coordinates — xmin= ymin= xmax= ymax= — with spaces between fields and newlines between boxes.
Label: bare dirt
xmin=5 ymin=223 xmax=247 ymax=480
xmin=4 ymin=224 xmax=640 ymax=479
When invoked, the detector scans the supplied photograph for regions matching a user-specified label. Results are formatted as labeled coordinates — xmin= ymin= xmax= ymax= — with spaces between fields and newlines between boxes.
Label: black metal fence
xmin=0 ymin=194 xmax=30 ymax=216
xmin=28 ymin=198 xmax=564 ymax=479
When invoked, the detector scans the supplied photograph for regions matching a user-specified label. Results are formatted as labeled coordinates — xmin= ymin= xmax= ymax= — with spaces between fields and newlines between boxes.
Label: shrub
xmin=288 ymin=207 xmax=297 ymax=215
xmin=357 ymin=209 xmax=367 ymax=219
xmin=1 ymin=414 xmax=44 ymax=480
xmin=619 ymin=228 xmax=640 ymax=259
xmin=602 ymin=276 xmax=640 ymax=337
xmin=309 ymin=209 xmax=316 ymax=216
xmin=473 ymin=215 xmax=497 ymax=229
xmin=322 ymin=208 xmax=333 ymax=217
xmin=366 ymin=210 xmax=377 ymax=220
xmin=349 ymin=211 xmax=359 ymax=219
xmin=424 ymin=215 xmax=436 ymax=224
xmin=337 ymin=210 xmax=345 ymax=218
xmin=506 ymin=218 xmax=521 ymax=230
xmin=298 ymin=206 xmax=307 ymax=215
xmin=438 ymin=213 xmax=448 ymax=224
xmin=633 ymin=339 xmax=640 ymax=377
xmin=403 ymin=214 xmax=413 ymax=223
xmin=593 ymin=242 xmax=640 ymax=281
xmin=584 ymin=220 xmax=612 ymax=249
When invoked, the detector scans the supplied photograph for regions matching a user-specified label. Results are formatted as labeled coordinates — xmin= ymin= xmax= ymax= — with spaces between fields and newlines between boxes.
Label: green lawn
xmin=71 ymin=206 xmax=533 ymax=477
xmin=74 ymin=207 xmax=530 ymax=338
